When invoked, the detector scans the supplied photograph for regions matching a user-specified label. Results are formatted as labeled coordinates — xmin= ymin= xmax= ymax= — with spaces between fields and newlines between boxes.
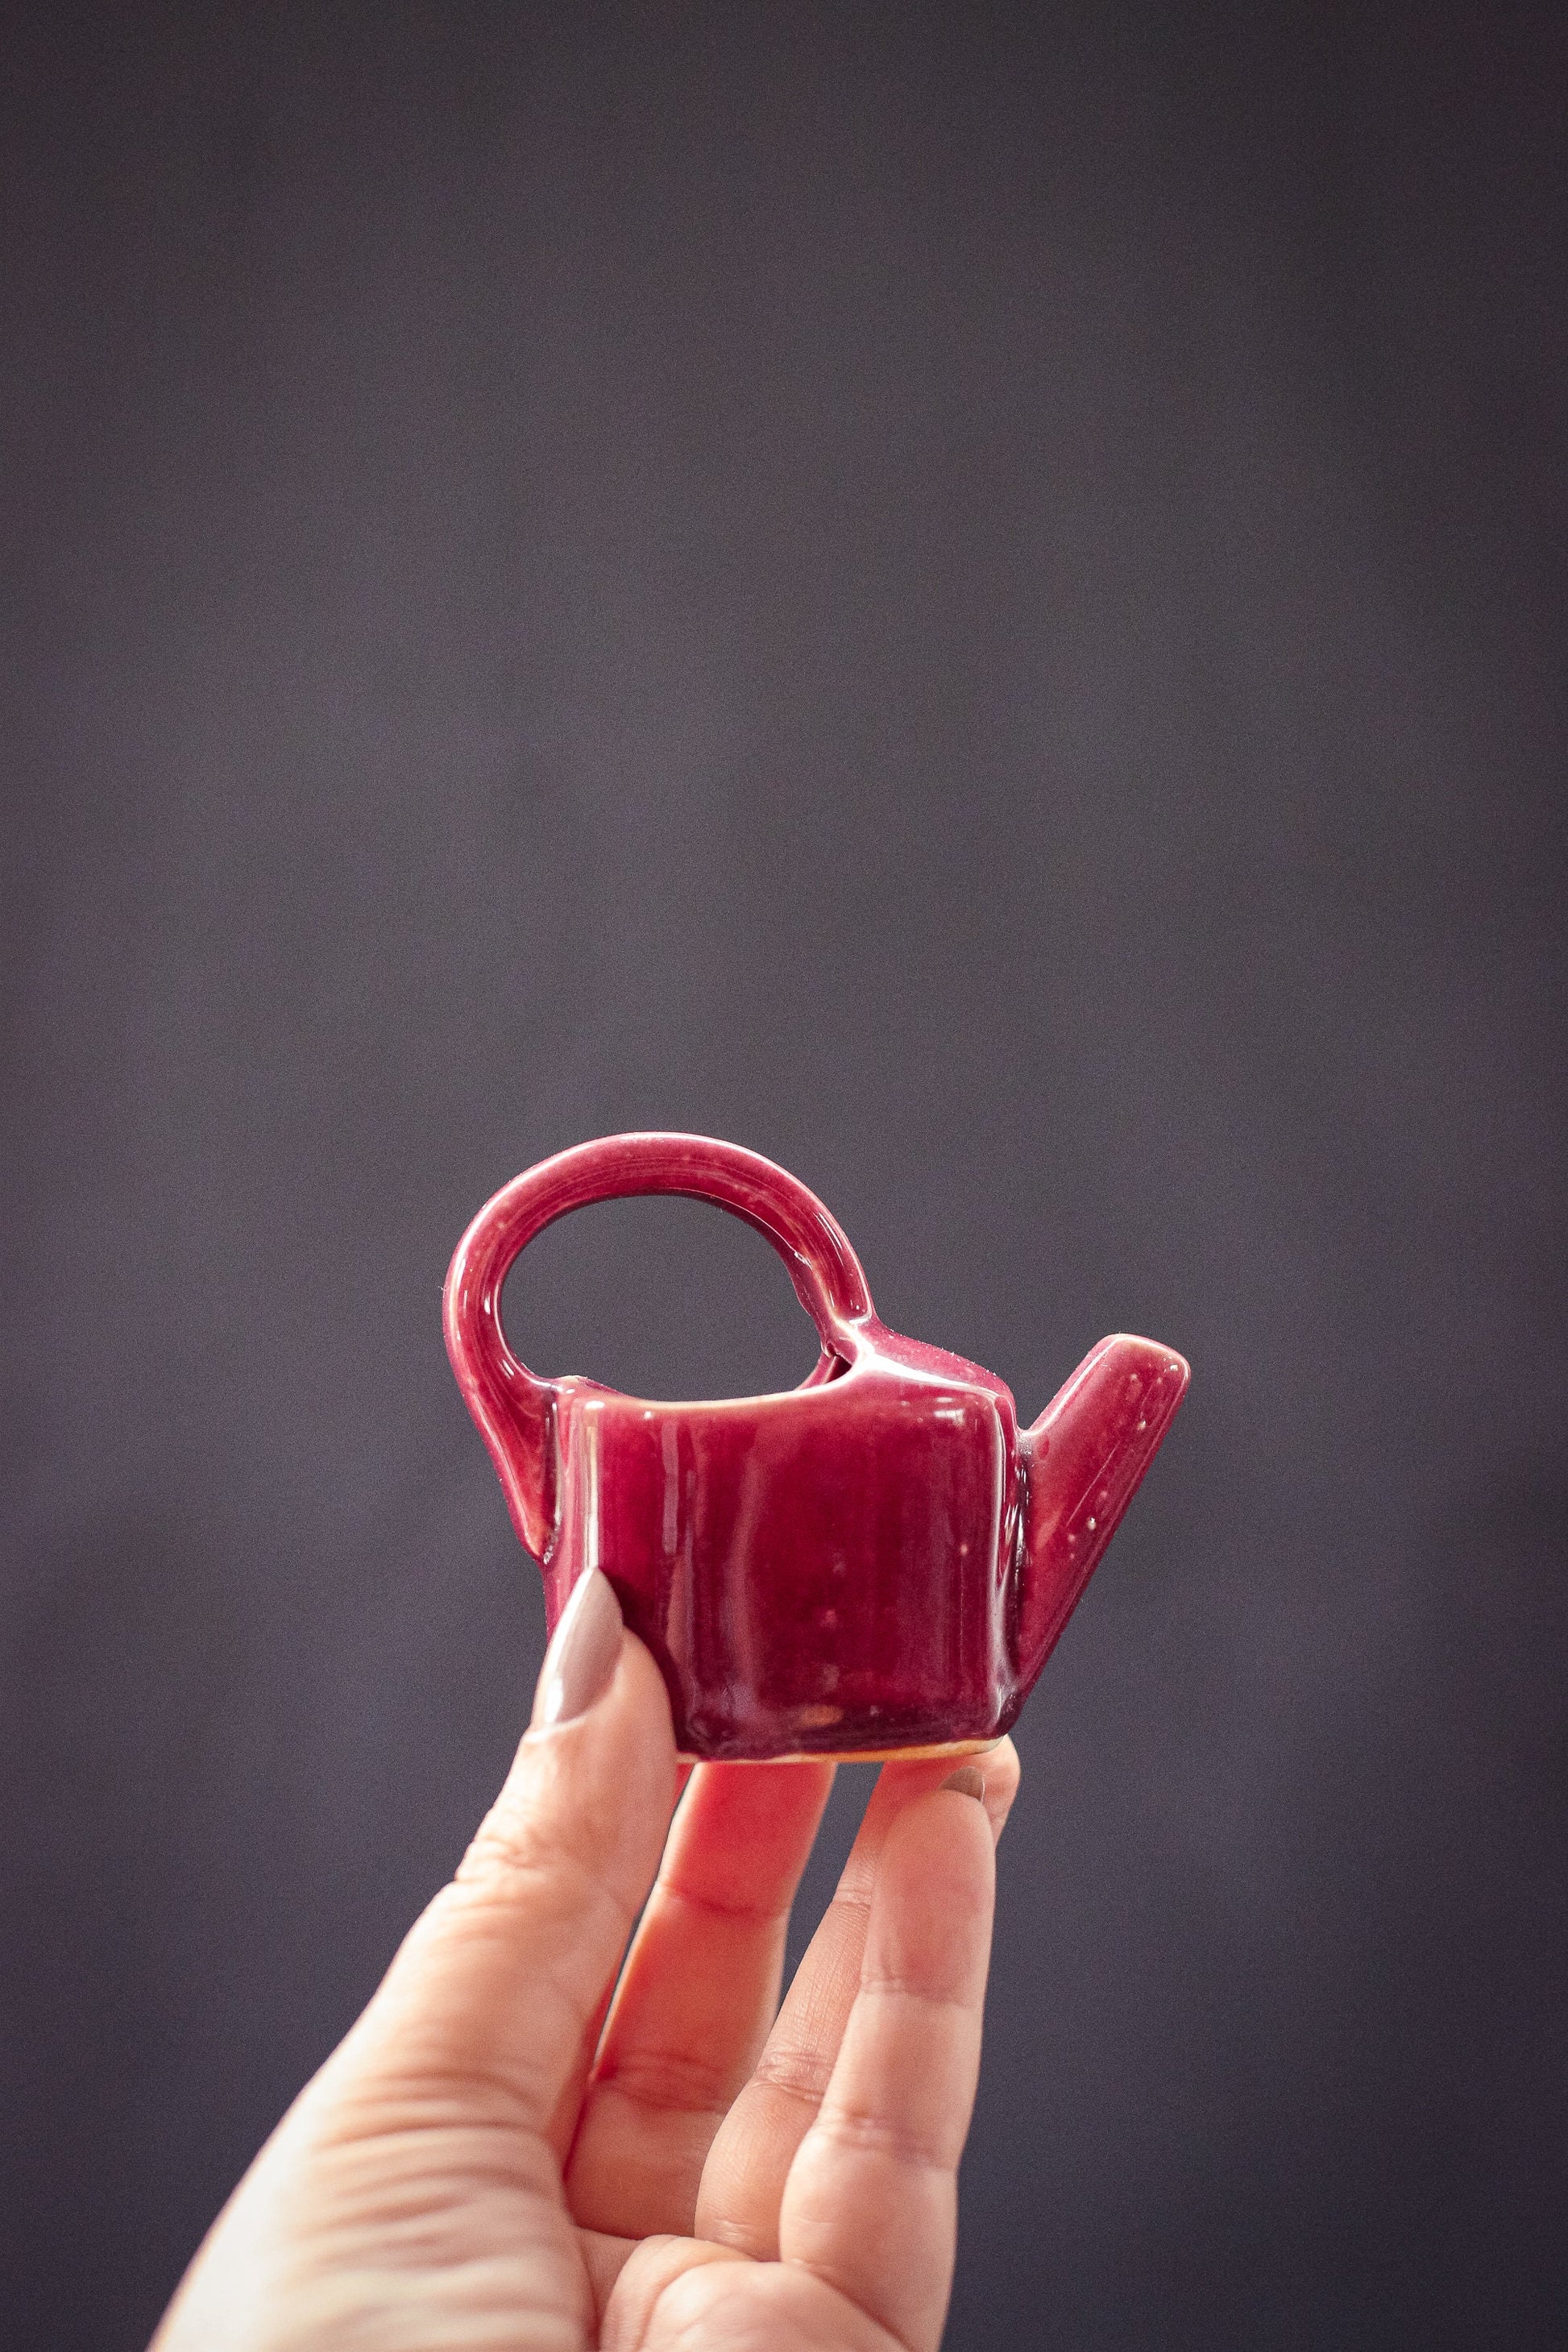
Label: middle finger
xmin=564 ymin=1757 xmax=834 ymax=2238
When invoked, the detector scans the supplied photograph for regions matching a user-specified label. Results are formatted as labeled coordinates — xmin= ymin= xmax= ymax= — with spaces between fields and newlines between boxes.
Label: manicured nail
xmin=942 ymin=1765 xmax=985 ymax=1800
xmin=531 ymin=1570 xmax=623 ymax=1728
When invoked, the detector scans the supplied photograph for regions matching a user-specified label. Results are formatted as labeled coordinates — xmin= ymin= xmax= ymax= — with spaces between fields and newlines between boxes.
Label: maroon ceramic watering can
xmin=445 ymin=1133 xmax=1188 ymax=1761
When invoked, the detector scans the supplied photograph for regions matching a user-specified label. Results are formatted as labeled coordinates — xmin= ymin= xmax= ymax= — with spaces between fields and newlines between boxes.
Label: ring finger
xmin=693 ymin=1736 xmax=1020 ymax=2258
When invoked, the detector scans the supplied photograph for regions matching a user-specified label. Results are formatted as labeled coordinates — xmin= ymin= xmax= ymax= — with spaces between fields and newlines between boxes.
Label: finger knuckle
xmin=813 ymin=2101 xmax=954 ymax=2175
xmin=750 ymin=2042 xmax=836 ymax=2106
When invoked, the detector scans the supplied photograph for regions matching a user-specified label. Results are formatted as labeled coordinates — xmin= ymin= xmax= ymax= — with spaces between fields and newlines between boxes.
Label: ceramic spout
xmin=1014 ymin=1334 xmax=1190 ymax=1696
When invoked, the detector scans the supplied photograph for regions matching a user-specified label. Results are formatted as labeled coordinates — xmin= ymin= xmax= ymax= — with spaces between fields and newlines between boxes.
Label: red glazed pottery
xmin=444 ymin=1133 xmax=1188 ymax=1761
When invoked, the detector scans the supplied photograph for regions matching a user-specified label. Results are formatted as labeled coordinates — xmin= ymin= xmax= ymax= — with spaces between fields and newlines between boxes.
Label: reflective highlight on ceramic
xmin=445 ymin=1133 xmax=1189 ymax=1761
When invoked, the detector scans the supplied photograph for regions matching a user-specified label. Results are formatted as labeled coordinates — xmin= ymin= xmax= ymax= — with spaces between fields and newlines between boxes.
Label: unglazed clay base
xmin=675 ymin=1736 xmax=1004 ymax=1766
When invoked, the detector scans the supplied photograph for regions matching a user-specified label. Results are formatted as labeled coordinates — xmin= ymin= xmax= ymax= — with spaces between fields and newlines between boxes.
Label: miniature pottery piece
xmin=445 ymin=1132 xmax=1188 ymax=1761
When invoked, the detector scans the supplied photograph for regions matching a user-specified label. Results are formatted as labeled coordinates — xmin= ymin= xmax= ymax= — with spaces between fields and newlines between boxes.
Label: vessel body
xmin=538 ymin=1330 xmax=1019 ymax=1758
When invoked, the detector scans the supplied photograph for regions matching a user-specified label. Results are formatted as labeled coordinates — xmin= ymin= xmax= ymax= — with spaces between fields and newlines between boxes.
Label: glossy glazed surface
xmin=444 ymin=1133 xmax=1189 ymax=1760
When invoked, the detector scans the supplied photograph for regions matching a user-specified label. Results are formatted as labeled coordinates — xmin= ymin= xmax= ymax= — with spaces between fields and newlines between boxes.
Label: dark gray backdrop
xmin=4 ymin=4 xmax=1565 ymax=2346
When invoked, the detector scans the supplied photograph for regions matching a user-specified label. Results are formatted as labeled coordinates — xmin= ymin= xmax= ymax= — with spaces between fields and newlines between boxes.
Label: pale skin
xmin=152 ymin=1572 xmax=1020 ymax=2352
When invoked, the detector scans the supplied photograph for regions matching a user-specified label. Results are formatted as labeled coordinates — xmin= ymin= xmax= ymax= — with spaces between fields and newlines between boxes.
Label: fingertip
xmin=476 ymin=1617 xmax=679 ymax=1894
xmin=979 ymin=1736 xmax=1022 ymax=1843
xmin=869 ymin=1737 xmax=1021 ymax=1845
xmin=529 ymin=1568 xmax=626 ymax=1728
xmin=874 ymin=1773 xmax=996 ymax=1961
xmin=611 ymin=1623 xmax=680 ymax=1736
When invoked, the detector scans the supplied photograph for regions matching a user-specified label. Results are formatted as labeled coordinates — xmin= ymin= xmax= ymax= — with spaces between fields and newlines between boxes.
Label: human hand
xmin=151 ymin=1569 xmax=1019 ymax=2351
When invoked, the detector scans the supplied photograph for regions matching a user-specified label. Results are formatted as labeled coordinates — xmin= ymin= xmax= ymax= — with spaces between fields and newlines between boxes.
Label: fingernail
xmin=531 ymin=1570 xmax=623 ymax=1728
xmin=942 ymin=1765 xmax=985 ymax=1801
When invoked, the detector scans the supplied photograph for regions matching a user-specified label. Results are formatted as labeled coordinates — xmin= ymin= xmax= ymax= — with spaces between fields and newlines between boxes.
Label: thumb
xmin=332 ymin=1570 xmax=678 ymax=2137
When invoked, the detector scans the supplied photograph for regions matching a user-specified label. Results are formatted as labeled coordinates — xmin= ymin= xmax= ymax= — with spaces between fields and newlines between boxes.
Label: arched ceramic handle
xmin=442 ymin=1133 xmax=875 ymax=1557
